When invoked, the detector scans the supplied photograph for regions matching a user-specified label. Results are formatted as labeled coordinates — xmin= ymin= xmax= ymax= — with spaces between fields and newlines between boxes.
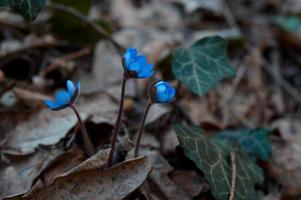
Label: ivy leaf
xmin=0 ymin=0 xmax=46 ymax=21
xmin=216 ymin=129 xmax=271 ymax=161
xmin=174 ymin=124 xmax=263 ymax=200
xmin=272 ymin=16 xmax=301 ymax=33
xmin=172 ymin=36 xmax=236 ymax=96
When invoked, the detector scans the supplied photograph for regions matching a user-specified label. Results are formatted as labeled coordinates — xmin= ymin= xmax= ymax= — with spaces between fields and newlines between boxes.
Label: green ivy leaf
xmin=216 ymin=129 xmax=271 ymax=161
xmin=272 ymin=16 xmax=301 ymax=33
xmin=172 ymin=36 xmax=236 ymax=96
xmin=174 ymin=124 xmax=263 ymax=200
xmin=0 ymin=0 xmax=46 ymax=21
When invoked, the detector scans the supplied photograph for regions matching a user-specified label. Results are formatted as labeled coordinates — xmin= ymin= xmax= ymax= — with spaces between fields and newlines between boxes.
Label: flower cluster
xmin=123 ymin=47 xmax=176 ymax=102
xmin=44 ymin=47 xmax=176 ymax=165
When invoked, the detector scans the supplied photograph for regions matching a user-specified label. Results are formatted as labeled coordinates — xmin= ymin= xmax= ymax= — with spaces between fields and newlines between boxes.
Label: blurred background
xmin=0 ymin=0 xmax=301 ymax=199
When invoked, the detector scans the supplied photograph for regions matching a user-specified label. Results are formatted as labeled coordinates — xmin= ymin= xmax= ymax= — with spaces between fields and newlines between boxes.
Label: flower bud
xmin=150 ymin=80 xmax=176 ymax=103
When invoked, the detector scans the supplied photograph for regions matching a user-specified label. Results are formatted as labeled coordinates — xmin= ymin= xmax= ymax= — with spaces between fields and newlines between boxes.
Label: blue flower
xmin=44 ymin=80 xmax=80 ymax=111
xmin=123 ymin=48 xmax=154 ymax=78
xmin=151 ymin=81 xmax=176 ymax=103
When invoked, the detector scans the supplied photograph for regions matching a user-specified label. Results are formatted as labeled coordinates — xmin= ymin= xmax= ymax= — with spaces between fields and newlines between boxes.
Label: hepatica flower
xmin=134 ymin=80 xmax=176 ymax=157
xmin=44 ymin=80 xmax=80 ymax=111
xmin=123 ymin=48 xmax=154 ymax=78
xmin=151 ymin=80 xmax=176 ymax=103
xmin=108 ymin=47 xmax=155 ymax=167
xmin=44 ymin=80 xmax=94 ymax=156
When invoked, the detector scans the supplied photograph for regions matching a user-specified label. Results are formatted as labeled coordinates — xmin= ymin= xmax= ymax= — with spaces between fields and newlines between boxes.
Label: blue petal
xmin=76 ymin=81 xmax=80 ymax=94
xmin=44 ymin=99 xmax=62 ymax=110
xmin=124 ymin=48 xmax=137 ymax=67
xmin=128 ymin=62 xmax=141 ymax=72
xmin=55 ymin=90 xmax=71 ymax=106
xmin=137 ymin=63 xmax=154 ymax=78
xmin=135 ymin=55 xmax=147 ymax=65
xmin=67 ymin=80 xmax=75 ymax=96
xmin=70 ymin=81 xmax=80 ymax=102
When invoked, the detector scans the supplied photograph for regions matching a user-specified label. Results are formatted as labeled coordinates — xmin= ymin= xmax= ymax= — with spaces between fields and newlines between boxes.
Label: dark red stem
xmin=134 ymin=102 xmax=153 ymax=158
xmin=107 ymin=76 xmax=127 ymax=167
xmin=70 ymin=104 xmax=94 ymax=157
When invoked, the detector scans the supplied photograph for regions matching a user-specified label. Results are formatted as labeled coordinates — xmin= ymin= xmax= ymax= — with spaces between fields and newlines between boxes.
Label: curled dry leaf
xmin=20 ymin=156 xmax=151 ymax=200
xmin=64 ymin=148 xmax=110 ymax=175
xmin=31 ymin=148 xmax=109 ymax=189
xmin=31 ymin=147 xmax=85 ymax=188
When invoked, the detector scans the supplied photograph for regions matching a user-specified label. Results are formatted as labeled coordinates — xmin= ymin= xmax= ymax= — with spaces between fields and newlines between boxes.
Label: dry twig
xmin=229 ymin=152 xmax=237 ymax=200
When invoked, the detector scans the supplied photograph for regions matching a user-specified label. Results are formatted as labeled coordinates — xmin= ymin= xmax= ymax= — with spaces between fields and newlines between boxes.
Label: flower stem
xmin=107 ymin=76 xmax=127 ymax=167
xmin=70 ymin=104 xmax=94 ymax=157
xmin=134 ymin=102 xmax=153 ymax=158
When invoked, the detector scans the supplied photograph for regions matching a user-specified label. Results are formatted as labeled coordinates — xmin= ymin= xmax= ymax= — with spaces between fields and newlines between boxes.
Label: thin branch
xmin=229 ymin=152 xmax=237 ymax=200
xmin=46 ymin=3 xmax=124 ymax=54
xmin=42 ymin=47 xmax=92 ymax=76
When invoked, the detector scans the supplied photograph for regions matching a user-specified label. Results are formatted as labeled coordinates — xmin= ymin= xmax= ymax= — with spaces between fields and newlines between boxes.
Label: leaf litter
xmin=1 ymin=0 xmax=301 ymax=199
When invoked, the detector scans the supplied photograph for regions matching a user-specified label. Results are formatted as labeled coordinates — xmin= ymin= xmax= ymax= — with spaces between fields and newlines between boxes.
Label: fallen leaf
xmin=269 ymin=118 xmax=301 ymax=196
xmin=141 ymin=150 xmax=192 ymax=200
xmin=111 ymin=0 xmax=181 ymax=28
xmin=170 ymin=170 xmax=207 ymax=197
xmin=31 ymin=148 xmax=109 ymax=189
xmin=23 ymin=156 xmax=151 ymax=200
xmin=178 ymin=97 xmax=220 ymax=126
xmin=160 ymin=128 xmax=179 ymax=155
xmin=113 ymin=27 xmax=178 ymax=64
xmin=145 ymin=104 xmax=171 ymax=125
xmin=65 ymin=148 xmax=110 ymax=175
xmin=31 ymin=147 xmax=85 ymax=187
xmin=3 ymin=93 xmax=117 ymax=155
xmin=79 ymin=40 xmax=123 ymax=94
xmin=0 ymin=148 xmax=62 ymax=199
xmin=170 ymin=0 xmax=223 ymax=14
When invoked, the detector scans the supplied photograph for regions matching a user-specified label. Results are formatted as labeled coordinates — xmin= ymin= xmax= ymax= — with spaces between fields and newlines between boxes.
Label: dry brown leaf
xmin=160 ymin=128 xmax=179 ymax=155
xmin=3 ymin=93 xmax=117 ymax=155
xmin=111 ymin=0 xmax=181 ymax=28
xmin=22 ymin=156 xmax=151 ymax=200
xmin=142 ymin=150 xmax=192 ymax=200
xmin=31 ymin=148 xmax=109 ymax=189
xmin=170 ymin=170 xmax=207 ymax=198
xmin=0 ymin=148 xmax=62 ymax=199
xmin=179 ymin=97 xmax=220 ymax=126
xmin=31 ymin=147 xmax=85 ymax=188
xmin=79 ymin=40 xmax=123 ymax=94
xmin=169 ymin=0 xmax=223 ymax=13
xmin=270 ymin=118 xmax=301 ymax=196
xmin=145 ymin=104 xmax=171 ymax=125
xmin=65 ymin=148 xmax=110 ymax=175
xmin=113 ymin=27 xmax=178 ymax=63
